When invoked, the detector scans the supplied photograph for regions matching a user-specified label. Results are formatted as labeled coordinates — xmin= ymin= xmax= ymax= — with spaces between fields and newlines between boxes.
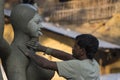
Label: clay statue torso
xmin=3 ymin=43 xmax=54 ymax=80
xmin=1 ymin=4 xmax=54 ymax=80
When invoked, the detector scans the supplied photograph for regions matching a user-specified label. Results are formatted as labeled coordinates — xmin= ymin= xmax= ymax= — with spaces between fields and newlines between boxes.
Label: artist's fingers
xmin=27 ymin=41 xmax=36 ymax=44
xmin=27 ymin=44 xmax=37 ymax=50
xmin=26 ymin=42 xmax=39 ymax=47
xmin=26 ymin=41 xmax=36 ymax=46
xmin=30 ymin=39 xmax=38 ymax=42
xmin=17 ymin=45 xmax=29 ymax=56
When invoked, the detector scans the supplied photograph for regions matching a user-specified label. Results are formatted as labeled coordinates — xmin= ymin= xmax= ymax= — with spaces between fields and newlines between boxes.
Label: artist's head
xmin=72 ymin=34 xmax=99 ymax=60
xmin=10 ymin=4 xmax=42 ymax=38
xmin=35 ymin=0 xmax=47 ymax=7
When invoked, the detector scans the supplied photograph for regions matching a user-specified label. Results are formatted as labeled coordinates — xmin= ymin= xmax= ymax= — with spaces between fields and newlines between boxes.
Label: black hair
xmin=59 ymin=0 xmax=71 ymax=2
xmin=75 ymin=34 xmax=99 ymax=59
xmin=22 ymin=0 xmax=35 ymax=4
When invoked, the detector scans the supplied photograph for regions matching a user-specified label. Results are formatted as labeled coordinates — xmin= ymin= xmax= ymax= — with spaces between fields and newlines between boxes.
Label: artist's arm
xmin=30 ymin=53 xmax=58 ymax=71
xmin=26 ymin=41 xmax=74 ymax=60
xmin=23 ymin=49 xmax=58 ymax=71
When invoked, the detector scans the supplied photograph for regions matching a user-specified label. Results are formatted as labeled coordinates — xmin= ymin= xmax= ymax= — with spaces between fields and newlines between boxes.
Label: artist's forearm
xmin=37 ymin=46 xmax=74 ymax=60
xmin=28 ymin=54 xmax=57 ymax=70
xmin=49 ymin=49 xmax=74 ymax=60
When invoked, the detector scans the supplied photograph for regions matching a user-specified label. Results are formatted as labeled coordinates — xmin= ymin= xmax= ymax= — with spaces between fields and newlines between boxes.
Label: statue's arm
xmin=0 ymin=39 xmax=11 ymax=59
xmin=0 ymin=0 xmax=11 ymax=59
xmin=0 ymin=0 xmax=4 ymax=38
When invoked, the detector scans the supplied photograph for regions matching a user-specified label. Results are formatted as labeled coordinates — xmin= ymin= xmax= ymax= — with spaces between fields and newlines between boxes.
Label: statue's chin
xmin=32 ymin=34 xmax=42 ymax=38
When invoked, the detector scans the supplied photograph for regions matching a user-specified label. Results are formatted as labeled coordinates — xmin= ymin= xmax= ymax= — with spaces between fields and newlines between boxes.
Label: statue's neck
xmin=13 ymin=31 xmax=39 ymax=47
xmin=13 ymin=31 xmax=30 ymax=45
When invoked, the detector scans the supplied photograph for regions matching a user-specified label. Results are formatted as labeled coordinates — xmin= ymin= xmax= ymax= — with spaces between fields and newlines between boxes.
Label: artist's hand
xmin=17 ymin=45 xmax=34 ymax=57
xmin=26 ymin=40 xmax=40 ymax=51
xmin=26 ymin=40 xmax=47 ymax=52
xmin=26 ymin=49 xmax=35 ymax=57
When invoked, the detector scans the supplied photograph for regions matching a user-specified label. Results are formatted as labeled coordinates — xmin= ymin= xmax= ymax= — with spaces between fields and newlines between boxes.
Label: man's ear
xmin=82 ymin=48 xmax=86 ymax=53
xmin=80 ymin=48 xmax=86 ymax=56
